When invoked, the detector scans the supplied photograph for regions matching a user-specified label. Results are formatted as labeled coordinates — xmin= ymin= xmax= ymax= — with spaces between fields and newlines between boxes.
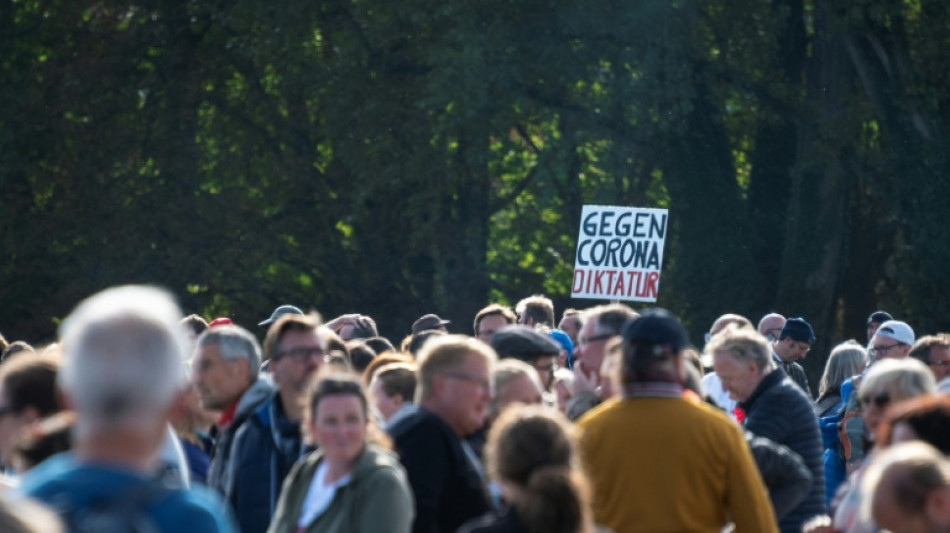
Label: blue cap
xmin=259 ymin=304 xmax=304 ymax=327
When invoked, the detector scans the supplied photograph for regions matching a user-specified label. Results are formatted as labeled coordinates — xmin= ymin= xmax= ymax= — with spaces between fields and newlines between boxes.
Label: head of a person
xmin=708 ymin=324 xmax=773 ymax=402
xmin=909 ymin=334 xmax=950 ymax=382
xmin=491 ymin=359 xmax=544 ymax=418
xmin=258 ymin=304 xmax=304 ymax=329
xmin=345 ymin=340 xmax=377 ymax=372
xmin=193 ymin=324 xmax=261 ymax=411
xmin=416 ymin=335 xmax=496 ymax=436
xmin=615 ymin=308 xmax=690 ymax=394
xmin=179 ymin=314 xmax=208 ymax=341
xmin=861 ymin=442 xmax=950 ymax=533
xmin=548 ymin=329 xmax=574 ymax=369
xmin=818 ymin=340 xmax=867 ymax=399
xmin=473 ymin=304 xmax=518 ymax=344
xmin=866 ymin=310 xmax=894 ymax=342
xmin=558 ymin=309 xmax=582 ymax=344
xmin=869 ymin=320 xmax=915 ymax=361
xmin=485 ymin=404 xmax=590 ymax=533
xmin=408 ymin=329 xmax=447 ymax=358
xmin=515 ymin=295 xmax=555 ymax=328
xmin=305 ymin=371 xmax=390 ymax=466
xmin=337 ymin=315 xmax=378 ymax=341
xmin=362 ymin=352 xmax=415 ymax=385
xmin=880 ymin=395 xmax=950 ymax=455
xmin=858 ymin=357 xmax=936 ymax=436
xmin=0 ymin=355 xmax=60 ymax=467
xmin=363 ymin=336 xmax=395 ymax=356
xmin=368 ymin=363 xmax=417 ymax=423
xmin=412 ymin=313 xmax=450 ymax=335
xmin=757 ymin=313 xmax=786 ymax=342
xmin=708 ymin=313 xmax=754 ymax=339
xmin=575 ymin=303 xmax=638 ymax=377
xmin=490 ymin=325 xmax=560 ymax=390
xmin=59 ymin=285 xmax=189 ymax=450
xmin=263 ymin=314 xmax=325 ymax=396
xmin=774 ymin=317 xmax=816 ymax=362
xmin=1 ymin=341 xmax=35 ymax=363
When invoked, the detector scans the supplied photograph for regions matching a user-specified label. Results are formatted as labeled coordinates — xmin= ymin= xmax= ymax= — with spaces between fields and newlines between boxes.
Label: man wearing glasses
xmin=388 ymin=335 xmax=495 ymax=533
xmin=909 ymin=334 xmax=950 ymax=382
xmin=771 ymin=317 xmax=816 ymax=398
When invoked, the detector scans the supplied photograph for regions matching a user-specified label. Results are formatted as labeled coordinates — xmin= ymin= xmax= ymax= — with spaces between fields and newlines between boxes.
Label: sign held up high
xmin=571 ymin=205 xmax=669 ymax=302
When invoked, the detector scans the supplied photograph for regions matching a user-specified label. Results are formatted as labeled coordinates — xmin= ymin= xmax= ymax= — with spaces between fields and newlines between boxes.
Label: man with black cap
xmin=577 ymin=309 xmax=778 ymax=533
xmin=866 ymin=310 xmax=893 ymax=342
xmin=490 ymin=324 xmax=560 ymax=390
xmin=772 ymin=317 xmax=815 ymax=397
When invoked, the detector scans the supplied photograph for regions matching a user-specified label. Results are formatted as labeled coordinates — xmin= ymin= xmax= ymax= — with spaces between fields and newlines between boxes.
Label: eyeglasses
xmin=859 ymin=391 xmax=891 ymax=410
xmin=441 ymin=371 xmax=491 ymax=392
xmin=272 ymin=347 xmax=325 ymax=362
xmin=928 ymin=360 xmax=950 ymax=368
xmin=578 ymin=333 xmax=614 ymax=347
xmin=869 ymin=343 xmax=903 ymax=357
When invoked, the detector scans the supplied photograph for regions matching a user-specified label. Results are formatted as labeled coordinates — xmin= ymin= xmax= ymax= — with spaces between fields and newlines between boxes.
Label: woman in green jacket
xmin=267 ymin=371 xmax=414 ymax=533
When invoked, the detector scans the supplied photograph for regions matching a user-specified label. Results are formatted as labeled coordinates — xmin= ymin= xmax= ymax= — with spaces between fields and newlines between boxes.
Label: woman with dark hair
xmin=459 ymin=404 xmax=594 ymax=533
xmin=267 ymin=371 xmax=413 ymax=533
xmin=878 ymin=394 xmax=950 ymax=453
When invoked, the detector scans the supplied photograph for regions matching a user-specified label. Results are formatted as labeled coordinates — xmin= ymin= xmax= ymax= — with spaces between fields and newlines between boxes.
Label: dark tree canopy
xmin=3 ymin=0 xmax=949 ymax=387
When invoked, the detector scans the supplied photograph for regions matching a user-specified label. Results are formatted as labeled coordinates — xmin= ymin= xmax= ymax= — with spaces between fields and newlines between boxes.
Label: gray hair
xmin=861 ymin=358 xmax=937 ymax=402
xmin=59 ymin=285 xmax=188 ymax=433
xmin=818 ymin=340 xmax=867 ymax=399
xmin=704 ymin=324 xmax=772 ymax=371
xmin=196 ymin=325 xmax=262 ymax=381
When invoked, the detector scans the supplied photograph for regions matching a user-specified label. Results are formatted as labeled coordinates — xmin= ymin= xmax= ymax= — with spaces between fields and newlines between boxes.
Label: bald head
xmin=757 ymin=313 xmax=786 ymax=341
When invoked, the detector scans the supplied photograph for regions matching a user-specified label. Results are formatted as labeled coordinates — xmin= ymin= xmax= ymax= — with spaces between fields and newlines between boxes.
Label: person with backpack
xmin=15 ymin=285 xmax=235 ymax=532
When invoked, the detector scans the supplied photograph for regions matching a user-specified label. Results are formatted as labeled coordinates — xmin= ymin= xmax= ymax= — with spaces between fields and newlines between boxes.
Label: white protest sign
xmin=571 ymin=205 xmax=668 ymax=302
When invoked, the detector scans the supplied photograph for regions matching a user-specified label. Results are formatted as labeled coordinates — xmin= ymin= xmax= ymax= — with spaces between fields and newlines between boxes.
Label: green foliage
xmin=1 ymin=0 xmax=949 ymax=381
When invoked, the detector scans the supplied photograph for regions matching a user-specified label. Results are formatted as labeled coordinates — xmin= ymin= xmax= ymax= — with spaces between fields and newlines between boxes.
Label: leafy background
xmin=3 ymin=0 xmax=949 ymax=387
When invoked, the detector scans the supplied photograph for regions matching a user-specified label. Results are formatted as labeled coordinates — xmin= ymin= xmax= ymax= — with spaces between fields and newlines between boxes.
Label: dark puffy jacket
xmin=741 ymin=368 xmax=826 ymax=533
xmin=208 ymin=381 xmax=308 ymax=533
xmin=744 ymin=430 xmax=812 ymax=520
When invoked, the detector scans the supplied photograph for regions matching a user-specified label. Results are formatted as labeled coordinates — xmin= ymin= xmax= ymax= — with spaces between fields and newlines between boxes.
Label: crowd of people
xmin=1 ymin=286 xmax=950 ymax=533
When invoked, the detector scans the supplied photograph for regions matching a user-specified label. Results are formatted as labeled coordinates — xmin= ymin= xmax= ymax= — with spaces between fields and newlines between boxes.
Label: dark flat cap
xmin=490 ymin=325 xmax=561 ymax=362
xmin=412 ymin=313 xmax=451 ymax=334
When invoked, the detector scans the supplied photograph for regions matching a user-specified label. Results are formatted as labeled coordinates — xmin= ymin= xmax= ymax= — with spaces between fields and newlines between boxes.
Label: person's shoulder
xmin=159 ymin=484 xmax=237 ymax=532
xmin=576 ymin=397 xmax=621 ymax=428
xmin=458 ymin=507 xmax=524 ymax=533
xmin=389 ymin=408 xmax=449 ymax=442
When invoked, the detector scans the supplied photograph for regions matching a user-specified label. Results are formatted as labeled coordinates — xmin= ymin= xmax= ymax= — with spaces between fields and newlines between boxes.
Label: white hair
xmin=195 ymin=325 xmax=262 ymax=380
xmin=59 ymin=285 xmax=187 ymax=433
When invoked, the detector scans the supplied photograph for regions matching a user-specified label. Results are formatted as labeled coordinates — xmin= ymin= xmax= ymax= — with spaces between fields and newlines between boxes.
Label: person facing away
xmin=267 ymin=371 xmax=413 ymax=533
xmin=16 ymin=285 xmax=236 ymax=533
xmin=387 ymin=335 xmax=495 ymax=533
xmin=459 ymin=404 xmax=595 ymax=533
xmin=578 ymin=309 xmax=778 ymax=533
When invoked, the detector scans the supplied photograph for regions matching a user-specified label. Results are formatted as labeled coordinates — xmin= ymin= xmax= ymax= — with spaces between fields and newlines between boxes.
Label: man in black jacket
xmin=388 ymin=335 xmax=494 ymax=533
xmin=709 ymin=324 xmax=826 ymax=533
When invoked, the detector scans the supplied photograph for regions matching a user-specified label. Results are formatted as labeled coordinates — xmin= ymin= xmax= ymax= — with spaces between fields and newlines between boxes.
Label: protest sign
xmin=571 ymin=205 xmax=668 ymax=302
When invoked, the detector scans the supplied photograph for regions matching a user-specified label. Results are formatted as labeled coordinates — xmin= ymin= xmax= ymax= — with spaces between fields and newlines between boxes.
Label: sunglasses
xmin=859 ymin=391 xmax=891 ymax=410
